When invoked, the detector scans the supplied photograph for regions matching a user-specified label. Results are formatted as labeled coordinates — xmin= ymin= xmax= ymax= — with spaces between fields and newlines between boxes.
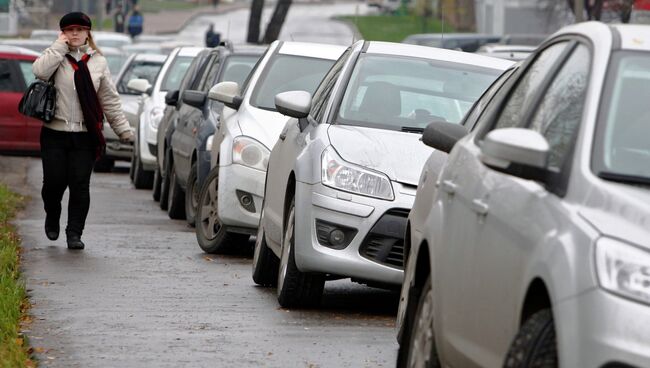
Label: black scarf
xmin=65 ymin=53 xmax=105 ymax=160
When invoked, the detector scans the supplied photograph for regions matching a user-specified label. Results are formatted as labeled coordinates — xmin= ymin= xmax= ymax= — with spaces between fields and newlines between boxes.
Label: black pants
xmin=40 ymin=127 xmax=96 ymax=237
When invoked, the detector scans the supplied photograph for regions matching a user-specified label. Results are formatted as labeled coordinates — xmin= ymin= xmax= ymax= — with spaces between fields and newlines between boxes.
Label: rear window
xmin=118 ymin=60 xmax=164 ymax=94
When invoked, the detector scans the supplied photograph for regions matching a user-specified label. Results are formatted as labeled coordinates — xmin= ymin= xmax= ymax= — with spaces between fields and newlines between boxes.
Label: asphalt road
xmin=177 ymin=2 xmax=367 ymax=46
xmin=11 ymin=157 xmax=399 ymax=367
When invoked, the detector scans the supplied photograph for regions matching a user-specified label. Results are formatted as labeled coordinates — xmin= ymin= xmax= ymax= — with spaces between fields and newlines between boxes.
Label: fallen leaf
xmin=203 ymin=256 xmax=213 ymax=262
xmin=15 ymin=338 xmax=23 ymax=346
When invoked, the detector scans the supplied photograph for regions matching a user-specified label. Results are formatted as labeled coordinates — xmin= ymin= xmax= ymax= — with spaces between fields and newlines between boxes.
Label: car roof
xmin=478 ymin=44 xmax=537 ymax=53
xmin=365 ymin=41 xmax=514 ymax=70
xmin=277 ymin=41 xmax=347 ymax=60
xmin=611 ymin=24 xmax=650 ymax=51
xmin=175 ymin=46 xmax=205 ymax=57
xmin=132 ymin=53 xmax=168 ymax=62
xmin=405 ymin=33 xmax=500 ymax=40
xmin=230 ymin=43 xmax=267 ymax=54
xmin=0 ymin=45 xmax=40 ymax=57
xmin=93 ymin=31 xmax=132 ymax=41
xmin=100 ymin=46 xmax=126 ymax=56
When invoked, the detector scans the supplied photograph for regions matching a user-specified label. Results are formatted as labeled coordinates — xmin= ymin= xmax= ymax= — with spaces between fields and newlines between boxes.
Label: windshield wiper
xmin=401 ymin=126 xmax=424 ymax=134
xmin=598 ymin=171 xmax=650 ymax=187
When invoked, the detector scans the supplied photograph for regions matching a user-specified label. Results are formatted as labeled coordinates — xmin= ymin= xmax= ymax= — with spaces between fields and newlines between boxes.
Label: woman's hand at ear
xmin=57 ymin=32 xmax=69 ymax=44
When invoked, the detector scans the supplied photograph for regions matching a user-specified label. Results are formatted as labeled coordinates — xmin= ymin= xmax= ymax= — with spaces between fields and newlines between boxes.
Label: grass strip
xmin=0 ymin=184 xmax=33 ymax=368
xmin=339 ymin=13 xmax=449 ymax=43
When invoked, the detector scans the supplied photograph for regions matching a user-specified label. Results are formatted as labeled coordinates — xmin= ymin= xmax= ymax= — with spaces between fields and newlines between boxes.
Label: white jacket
xmin=32 ymin=39 xmax=131 ymax=138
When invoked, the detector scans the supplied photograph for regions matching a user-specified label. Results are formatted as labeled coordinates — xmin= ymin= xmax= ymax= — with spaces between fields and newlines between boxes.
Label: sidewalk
xmin=143 ymin=1 xmax=248 ymax=35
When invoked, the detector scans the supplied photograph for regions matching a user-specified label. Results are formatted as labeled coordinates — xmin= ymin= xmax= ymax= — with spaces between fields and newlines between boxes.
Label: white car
xmin=194 ymin=41 xmax=346 ymax=254
xmin=127 ymin=47 xmax=203 ymax=189
xmin=397 ymin=22 xmax=650 ymax=367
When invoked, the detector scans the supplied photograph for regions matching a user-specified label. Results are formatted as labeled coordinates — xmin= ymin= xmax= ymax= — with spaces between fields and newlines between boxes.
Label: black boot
xmin=44 ymin=216 xmax=59 ymax=241
xmin=66 ymin=232 xmax=85 ymax=250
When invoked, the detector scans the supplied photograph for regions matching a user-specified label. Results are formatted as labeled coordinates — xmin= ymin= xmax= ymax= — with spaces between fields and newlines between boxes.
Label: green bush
xmin=340 ymin=13 xmax=450 ymax=43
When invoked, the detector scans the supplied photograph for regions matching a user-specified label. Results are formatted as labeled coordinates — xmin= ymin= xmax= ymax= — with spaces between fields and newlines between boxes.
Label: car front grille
xmin=359 ymin=209 xmax=409 ymax=270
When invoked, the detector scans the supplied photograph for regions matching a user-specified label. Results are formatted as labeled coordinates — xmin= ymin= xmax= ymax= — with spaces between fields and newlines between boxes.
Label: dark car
xmin=0 ymin=46 xmax=41 ymax=154
xmin=402 ymin=33 xmax=501 ymax=52
xmin=168 ymin=44 xmax=265 ymax=224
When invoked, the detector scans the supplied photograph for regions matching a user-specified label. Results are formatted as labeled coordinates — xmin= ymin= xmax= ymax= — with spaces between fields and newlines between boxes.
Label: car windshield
xmin=97 ymin=39 xmax=130 ymax=49
xmin=105 ymin=54 xmax=128 ymax=75
xmin=160 ymin=56 xmax=194 ymax=92
xmin=337 ymin=54 xmax=501 ymax=131
xmin=117 ymin=60 xmax=164 ymax=94
xmin=250 ymin=54 xmax=335 ymax=111
xmin=594 ymin=51 xmax=650 ymax=185
xmin=219 ymin=55 xmax=260 ymax=85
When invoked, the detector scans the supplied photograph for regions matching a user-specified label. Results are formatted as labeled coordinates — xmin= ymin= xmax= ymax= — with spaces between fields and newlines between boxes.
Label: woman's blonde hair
xmin=87 ymin=31 xmax=102 ymax=55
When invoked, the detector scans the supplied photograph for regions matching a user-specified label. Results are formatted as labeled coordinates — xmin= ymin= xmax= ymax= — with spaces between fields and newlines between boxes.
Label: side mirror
xmin=275 ymin=90 xmax=311 ymax=119
xmin=208 ymin=81 xmax=242 ymax=110
xmin=480 ymin=128 xmax=549 ymax=181
xmin=126 ymin=78 xmax=152 ymax=95
xmin=421 ymin=121 xmax=468 ymax=153
xmin=182 ymin=90 xmax=207 ymax=109
xmin=165 ymin=90 xmax=179 ymax=107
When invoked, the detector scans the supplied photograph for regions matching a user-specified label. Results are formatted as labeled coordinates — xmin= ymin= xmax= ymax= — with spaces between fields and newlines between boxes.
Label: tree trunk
xmin=262 ymin=0 xmax=292 ymax=44
xmin=247 ymin=0 xmax=265 ymax=44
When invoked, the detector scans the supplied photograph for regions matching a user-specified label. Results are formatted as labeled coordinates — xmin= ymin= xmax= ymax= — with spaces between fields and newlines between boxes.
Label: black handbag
xmin=18 ymin=75 xmax=57 ymax=123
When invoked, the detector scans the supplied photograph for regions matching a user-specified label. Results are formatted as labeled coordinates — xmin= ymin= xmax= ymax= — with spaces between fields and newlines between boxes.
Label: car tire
xmin=152 ymin=168 xmax=162 ymax=202
xmin=133 ymin=154 xmax=154 ymax=189
xmin=397 ymin=278 xmax=440 ymax=368
xmin=167 ymin=161 xmax=186 ymax=220
xmin=93 ymin=157 xmax=114 ymax=173
xmin=503 ymin=309 xmax=557 ymax=368
xmin=129 ymin=148 xmax=135 ymax=181
xmin=195 ymin=166 xmax=247 ymax=253
xmin=277 ymin=197 xmax=324 ymax=308
xmin=252 ymin=208 xmax=279 ymax=286
xmin=184 ymin=163 xmax=199 ymax=227
xmin=159 ymin=150 xmax=172 ymax=210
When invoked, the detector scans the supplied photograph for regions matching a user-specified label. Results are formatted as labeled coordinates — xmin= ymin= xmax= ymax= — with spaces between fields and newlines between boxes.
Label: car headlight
xmin=232 ymin=136 xmax=270 ymax=171
xmin=149 ymin=106 xmax=164 ymax=131
xmin=206 ymin=134 xmax=214 ymax=152
xmin=321 ymin=146 xmax=394 ymax=200
xmin=596 ymin=237 xmax=650 ymax=305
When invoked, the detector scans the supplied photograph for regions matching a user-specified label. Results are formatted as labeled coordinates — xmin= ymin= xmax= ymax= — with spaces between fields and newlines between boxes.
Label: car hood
xmin=580 ymin=182 xmax=650 ymax=250
xmin=327 ymin=125 xmax=433 ymax=186
xmin=236 ymin=104 xmax=291 ymax=151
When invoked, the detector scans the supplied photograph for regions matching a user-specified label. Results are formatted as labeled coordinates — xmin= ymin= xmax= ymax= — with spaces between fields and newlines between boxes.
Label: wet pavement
xmin=9 ymin=157 xmax=399 ymax=367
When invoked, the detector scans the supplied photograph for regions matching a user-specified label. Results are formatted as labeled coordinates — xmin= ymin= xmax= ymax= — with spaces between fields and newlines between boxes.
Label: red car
xmin=0 ymin=45 xmax=42 ymax=154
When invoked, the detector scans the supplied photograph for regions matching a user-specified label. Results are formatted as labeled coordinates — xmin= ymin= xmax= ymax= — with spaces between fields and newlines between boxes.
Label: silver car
xmin=251 ymin=40 xmax=513 ymax=308
xmin=397 ymin=22 xmax=650 ymax=367
xmin=194 ymin=41 xmax=346 ymax=253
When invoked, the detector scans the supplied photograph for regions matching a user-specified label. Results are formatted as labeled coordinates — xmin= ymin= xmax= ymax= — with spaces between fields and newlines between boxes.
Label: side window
xmin=492 ymin=42 xmax=569 ymax=130
xmin=200 ymin=54 xmax=221 ymax=91
xmin=190 ymin=54 xmax=213 ymax=90
xmin=528 ymin=44 xmax=589 ymax=171
xmin=18 ymin=60 xmax=36 ymax=88
xmin=0 ymin=60 xmax=16 ymax=92
xmin=462 ymin=68 xmax=514 ymax=131
xmin=310 ymin=49 xmax=351 ymax=123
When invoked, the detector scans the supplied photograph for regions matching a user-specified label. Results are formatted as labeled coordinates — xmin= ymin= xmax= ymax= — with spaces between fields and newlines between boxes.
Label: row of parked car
xmin=124 ymin=21 xmax=649 ymax=367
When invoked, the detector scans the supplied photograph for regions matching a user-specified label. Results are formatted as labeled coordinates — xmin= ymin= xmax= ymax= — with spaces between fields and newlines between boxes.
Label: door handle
xmin=441 ymin=180 xmax=457 ymax=195
xmin=471 ymin=199 xmax=489 ymax=216
xmin=279 ymin=132 xmax=287 ymax=141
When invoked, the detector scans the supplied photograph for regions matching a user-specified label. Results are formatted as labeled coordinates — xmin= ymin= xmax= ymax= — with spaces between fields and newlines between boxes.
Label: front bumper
xmin=216 ymin=163 xmax=265 ymax=232
xmin=555 ymin=288 xmax=650 ymax=367
xmin=293 ymin=181 xmax=415 ymax=286
xmin=104 ymin=124 xmax=132 ymax=161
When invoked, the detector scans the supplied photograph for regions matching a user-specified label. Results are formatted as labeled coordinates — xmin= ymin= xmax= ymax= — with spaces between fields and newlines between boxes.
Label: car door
xmin=263 ymin=49 xmax=352 ymax=249
xmin=435 ymin=40 xmax=588 ymax=367
xmin=463 ymin=41 xmax=590 ymax=366
xmin=173 ymin=53 xmax=216 ymax=185
xmin=0 ymin=58 xmax=28 ymax=151
xmin=433 ymin=39 xmax=566 ymax=367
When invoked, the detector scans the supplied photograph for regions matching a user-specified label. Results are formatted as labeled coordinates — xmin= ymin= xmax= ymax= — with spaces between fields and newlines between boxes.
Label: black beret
xmin=59 ymin=12 xmax=92 ymax=30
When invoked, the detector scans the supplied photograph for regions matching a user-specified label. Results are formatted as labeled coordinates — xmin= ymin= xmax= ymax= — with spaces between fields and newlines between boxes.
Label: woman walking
xmin=32 ymin=12 xmax=133 ymax=250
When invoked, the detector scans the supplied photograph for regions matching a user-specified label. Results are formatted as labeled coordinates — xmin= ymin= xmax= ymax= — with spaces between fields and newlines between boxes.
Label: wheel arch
xmin=283 ymin=171 xmax=297 ymax=231
xmin=520 ymin=278 xmax=553 ymax=326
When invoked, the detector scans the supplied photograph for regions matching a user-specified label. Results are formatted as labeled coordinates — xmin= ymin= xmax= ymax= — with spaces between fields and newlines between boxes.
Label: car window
xmin=190 ymin=54 xmax=213 ymax=90
xmin=196 ymin=54 xmax=218 ymax=91
xmin=104 ymin=54 xmax=128 ymax=75
xmin=462 ymin=67 xmax=515 ymax=131
xmin=528 ymin=44 xmax=589 ymax=171
xmin=241 ymin=48 xmax=271 ymax=95
xmin=337 ymin=54 xmax=501 ymax=131
xmin=593 ymin=50 xmax=650 ymax=183
xmin=219 ymin=55 xmax=260 ymax=86
xmin=18 ymin=60 xmax=36 ymax=87
xmin=160 ymin=55 xmax=194 ymax=92
xmin=249 ymin=54 xmax=335 ymax=111
xmin=310 ymin=48 xmax=351 ymax=123
xmin=0 ymin=59 xmax=20 ymax=92
xmin=492 ymin=42 xmax=569 ymax=131
xmin=117 ymin=60 xmax=164 ymax=94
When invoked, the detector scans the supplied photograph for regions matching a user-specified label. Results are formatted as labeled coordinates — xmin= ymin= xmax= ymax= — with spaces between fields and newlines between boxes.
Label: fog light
xmin=329 ymin=230 xmax=346 ymax=246
xmin=236 ymin=190 xmax=256 ymax=213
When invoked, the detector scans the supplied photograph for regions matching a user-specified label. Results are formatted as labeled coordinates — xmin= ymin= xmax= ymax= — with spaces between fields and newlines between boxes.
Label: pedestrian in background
xmin=127 ymin=5 xmax=144 ymax=39
xmin=205 ymin=23 xmax=221 ymax=47
xmin=32 ymin=12 xmax=133 ymax=250
xmin=114 ymin=4 xmax=125 ymax=33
